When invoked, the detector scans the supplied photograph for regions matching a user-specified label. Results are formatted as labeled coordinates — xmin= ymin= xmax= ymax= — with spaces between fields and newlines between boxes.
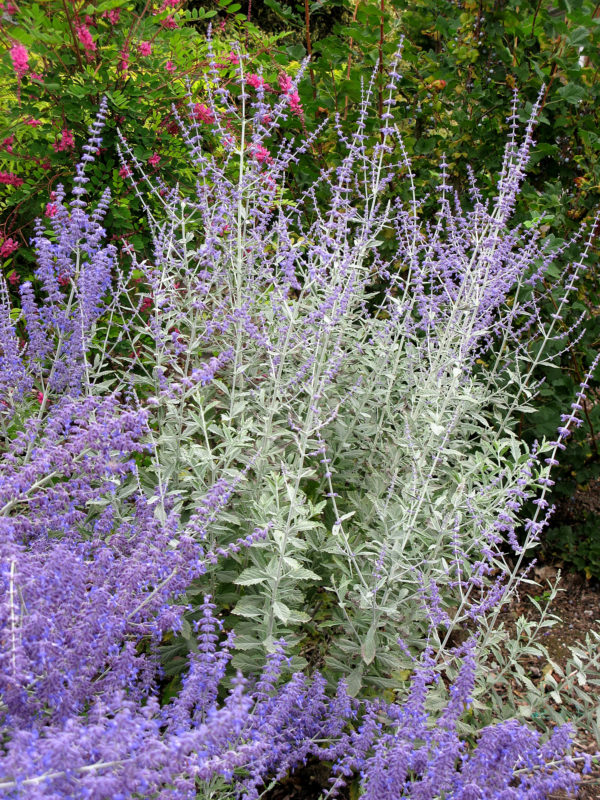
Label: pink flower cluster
xmin=248 ymin=143 xmax=271 ymax=164
xmin=1 ymin=136 xmax=14 ymax=154
xmin=45 ymin=203 xmax=58 ymax=218
xmin=53 ymin=128 xmax=75 ymax=152
xmin=148 ymin=153 xmax=161 ymax=167
xmin=25 ymin=119 xmax=43 ymax=127
xmin=0 ymin=237 xmax=19 ymax=258
xmin=10 ymin=44 xmax=28 ymax=78
xmin=0 ymin=171 xmax=23 ymax=187
xmin=76 ymin=23 xmax=96 ymax=53
xmin=192 ymin=103 xmax=215 ymax=124
xmin=138 ymin=41 xmax=152 ymax=57
xmin=278 ymin=73 xmax=303 ymax=118
xmin=216 ymin=52 xmax=240 ymax=69
xmin=247 ymin=73 xmax=269 ymax=91
xmin=102 ymin=8 xmax=120 ymax=24
xmin=119 ymin=48 xmax=129 ymax=73
xmin=165 ymin=60 xmax=176 ymax=73
xmin=119 ymin=164 xmax=132 ymax=179
xmin=160 ymin=14 xmax=178 ymax=29
xmin=0 ymin=0 xmax=17 ymax=14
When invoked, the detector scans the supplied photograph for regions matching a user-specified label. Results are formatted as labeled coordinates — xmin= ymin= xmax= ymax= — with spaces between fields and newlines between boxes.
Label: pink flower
xmin=0 ymin=238 xmax=19 ymax=258
xmin=36 ymin=391 xmax=44 ymax=404
xmin=45 ymin=203 xmax=57 ymax=218
xmin=287 ymin=90 xmax=303 ymax=117
xmin=41 ymin=159 xmax=51 ymax=170
xmin=84 ymin=14 xmax=96 ymax=26
xmin=53 ymin=128 xmax=75 ymax=152
xmin=148 ymin=153 xmax=160 ymax=167
xmin=1 ymin=136 xmax=14 ymax=154
xmin=138 ymin=41 xmax=152 ymax=57
xmin=0 ymin=171 xmax=23 ymax=187
xmin=7 ymin=271 xmax=19 ymax=285
xmin=25 ymin=119 xmax=43 ymax=127
xmin=75 ymin=24 xmax=96 ymax=53
xmin=248 ymin=143 xmax=271 ymax=163
xmin=29 ymin=73 xmax=43 ymax=81
xmin=278 ymin=73 xmax=293 ymax=92
xmin=278 ymin=73 xmax=303 ymax=118
xmin=102 ymin=8 xmax=120 ymax=24
xmin=119 ymin=48 xmax=129 ymax=73
xmin=10 ymin=44 xmax=29 ymax=78
xmin=119 ymin=164 xmax=132 ymax=179
xmin=247 ymin=73 xmax=268 ymax=90
xmin=222 ymin=133 xmax=236 ymax=150
xmin=192 ymin=103 xmax=215 ymax=124
xmin=160 ymin=14 xmax=178 ymax=29
xmin=165 ymin=60 xmax=176 ymax=73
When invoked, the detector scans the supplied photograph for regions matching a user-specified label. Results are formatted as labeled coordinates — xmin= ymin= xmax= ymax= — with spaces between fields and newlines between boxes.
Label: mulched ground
xmin=494 ymin=565 xmax=600 ymax=799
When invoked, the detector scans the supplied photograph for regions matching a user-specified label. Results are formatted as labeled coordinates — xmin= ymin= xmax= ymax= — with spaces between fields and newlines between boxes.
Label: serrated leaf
xmin=235 ymin=566 xmax=268 ymax=585
xmin=232 ymin=596 xmax=264 ymax=618
xmin=272 ymin=600 xmax=291 ymax=623
xmin=291 ymin=567 xmax=321 ymax=581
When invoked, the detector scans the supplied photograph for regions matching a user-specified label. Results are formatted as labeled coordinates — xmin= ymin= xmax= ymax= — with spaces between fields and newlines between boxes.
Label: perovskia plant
xmin=0 ymin=37 xmax=598 ymax=798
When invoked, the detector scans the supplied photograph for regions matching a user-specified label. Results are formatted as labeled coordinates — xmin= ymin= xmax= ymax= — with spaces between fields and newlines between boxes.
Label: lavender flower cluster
xmin=0 ymin=41 xmax=597 ymax=798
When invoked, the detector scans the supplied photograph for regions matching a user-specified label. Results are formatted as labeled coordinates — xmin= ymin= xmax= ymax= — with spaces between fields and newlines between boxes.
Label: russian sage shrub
xmin=109 ymin=43 xmax=599 ymax=711
xmin=0 ymin=46 xmax=597 ymax=798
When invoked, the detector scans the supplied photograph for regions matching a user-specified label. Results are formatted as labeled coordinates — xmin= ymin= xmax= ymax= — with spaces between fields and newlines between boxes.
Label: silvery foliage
xmin=77 ymin=52 xmax=600 ymax=735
